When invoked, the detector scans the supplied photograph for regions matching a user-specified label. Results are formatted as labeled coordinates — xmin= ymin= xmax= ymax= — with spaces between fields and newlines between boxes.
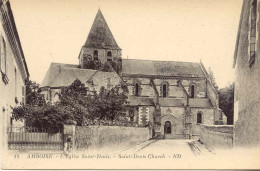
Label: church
xmin=41 ymin=9 xmax=223 ymax=139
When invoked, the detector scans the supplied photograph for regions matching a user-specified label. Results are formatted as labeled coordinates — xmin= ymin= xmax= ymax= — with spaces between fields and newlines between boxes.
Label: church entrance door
xmin=164 ymin=121 xmax=171 ymax=134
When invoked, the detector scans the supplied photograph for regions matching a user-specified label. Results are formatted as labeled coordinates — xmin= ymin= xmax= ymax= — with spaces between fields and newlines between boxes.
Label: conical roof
xmin=84 ymin=9 xmax=121 ymax=50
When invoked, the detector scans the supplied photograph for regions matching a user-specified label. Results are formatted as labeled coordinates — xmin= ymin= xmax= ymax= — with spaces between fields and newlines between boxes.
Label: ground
xmin=121 ymin=139 xmax=210 ymax=158
xmin=5 ymin=139 xmax=260 ymax=169
xmin=136 ymin=140 xmax=195 ymax=158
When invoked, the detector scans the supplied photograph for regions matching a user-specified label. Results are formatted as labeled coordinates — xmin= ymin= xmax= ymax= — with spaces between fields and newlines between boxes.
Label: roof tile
xmin=84 ymin=9 xmax=121 ymax=50
xmin=122 ymin=59 xmax=205 ymax=77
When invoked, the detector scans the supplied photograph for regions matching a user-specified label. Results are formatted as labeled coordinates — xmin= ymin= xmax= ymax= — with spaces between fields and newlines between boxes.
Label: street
xmin=121 ymin=139 xmax=204 ymax=159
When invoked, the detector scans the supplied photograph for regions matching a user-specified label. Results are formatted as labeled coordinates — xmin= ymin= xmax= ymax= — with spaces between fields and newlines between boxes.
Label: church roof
xmin=159 ymin=98 xmax=213 ymax=108
xmin=126 ymin=96 xmax=213 ymax=108
xmin=41 ymin=63 xmax=97 ymax=87
xmin=84 ymin=9 xmax=121 ymax=50
xmin=41 ymin=58 xmax=206 ymax=87
xmin=127 ymin=96 xmax=155 ymax=106
xmin=122 ymin=59 xmax=205 ymax=77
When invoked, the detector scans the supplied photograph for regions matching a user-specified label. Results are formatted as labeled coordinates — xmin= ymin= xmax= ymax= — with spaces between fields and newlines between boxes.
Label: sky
xmin=9 ymin=0 xmax=243 ymax=88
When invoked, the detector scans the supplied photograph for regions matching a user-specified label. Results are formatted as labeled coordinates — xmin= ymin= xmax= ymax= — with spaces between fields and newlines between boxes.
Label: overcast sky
xmin=10 ymin=0 xmax=243 ymax=88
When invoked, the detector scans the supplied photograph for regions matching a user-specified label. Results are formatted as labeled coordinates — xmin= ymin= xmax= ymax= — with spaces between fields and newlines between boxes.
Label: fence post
xmin=63 ymin=120 xmax=77 ymax=153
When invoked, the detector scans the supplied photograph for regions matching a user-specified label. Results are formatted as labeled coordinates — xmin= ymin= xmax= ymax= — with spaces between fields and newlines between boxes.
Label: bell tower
xmin=79 ymin=9 xmax=122 ymax=74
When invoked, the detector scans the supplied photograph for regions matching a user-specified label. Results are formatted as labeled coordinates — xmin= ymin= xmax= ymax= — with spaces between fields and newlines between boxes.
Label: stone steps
xmin=164 ymin=134 xmax=186 ymax=139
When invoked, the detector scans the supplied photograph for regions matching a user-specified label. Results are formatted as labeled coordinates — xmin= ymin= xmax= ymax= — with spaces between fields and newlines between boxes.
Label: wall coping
xmin=76 ymin=125 xmax=149 ymax=129
xmin=201 ymin=124 xmax=233 ymax=134
xmin=201 ymin=127 xmax=233 ymax=137
xmin=64 ymin=120 xmax=77 ymax=125
xmin=201 ymin=124 xmax=233 ymax=128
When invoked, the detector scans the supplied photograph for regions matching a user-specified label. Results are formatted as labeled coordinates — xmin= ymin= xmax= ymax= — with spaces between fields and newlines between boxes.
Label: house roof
xmin=41 ymin=63 xmax=97 ymax=87
xmin=122 ymin=59 xmax=205 ymax=77
xmin=83 ymin=9 xmax=121 ymax=50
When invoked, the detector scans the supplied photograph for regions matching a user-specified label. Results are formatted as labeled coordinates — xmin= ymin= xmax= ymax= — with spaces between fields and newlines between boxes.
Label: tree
xmin=208 ymin=67 xmax=218 ymax=90
xmin=12 ymin=79 xmax=87 ymax=132
xmin=95 ymin=86 xmax=127 ymax=121
xmin=218 ymin=83 xmax=234 ymax=125
xmin=12 ymin=79 xmax=129 ymax=132
xmin=25 ymin=79 xmax=45 ymax=106
xmin=57 ymin=79 xmax=88 ymax=126
xmin=12 ymin=103 xmax=65 ymax=133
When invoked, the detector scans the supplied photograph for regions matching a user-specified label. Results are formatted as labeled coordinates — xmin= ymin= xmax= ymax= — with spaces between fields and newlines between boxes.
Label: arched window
xmin=135 ymin=83 xmax=139 ymax=96
xmin=190 ymin=85 xmax=195 ymax=98
xmin=93 ymin=50 xmax=98 ymax=60
xmin=107 ymin=51 xmax=112 ymax=57
xmin=107 ymin=51 xmax=112 ymax=61
xmin=162 ymin=84 xmax=167 ymax=97
xmin=197 ymin=112 xmax=202 ymax=124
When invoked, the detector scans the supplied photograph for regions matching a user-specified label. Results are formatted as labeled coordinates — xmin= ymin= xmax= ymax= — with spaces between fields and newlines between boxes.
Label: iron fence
xmin=8 ymin=127 xmax=63 ymax=150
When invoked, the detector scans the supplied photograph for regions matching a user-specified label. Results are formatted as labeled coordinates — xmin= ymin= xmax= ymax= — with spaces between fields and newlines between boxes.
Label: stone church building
xmin=41 ymin=9 xmax=222 ymax=139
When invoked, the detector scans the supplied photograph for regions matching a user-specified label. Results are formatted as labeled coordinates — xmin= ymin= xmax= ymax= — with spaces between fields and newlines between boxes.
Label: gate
xmin=8 ymin=127 xmax=63 ymax=150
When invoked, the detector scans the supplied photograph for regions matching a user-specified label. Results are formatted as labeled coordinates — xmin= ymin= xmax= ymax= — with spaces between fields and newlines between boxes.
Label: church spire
xmin=84 ymin=9 xmax=121 ymax=50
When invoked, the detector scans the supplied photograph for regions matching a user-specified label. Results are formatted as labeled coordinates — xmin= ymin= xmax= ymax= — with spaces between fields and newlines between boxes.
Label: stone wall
xmin=199 ymin=125 xmax=233 ymax=151
xmin=137 ymin=106 xmax=154 ymax=126
xmin=161 ymin=107 xmax=185 ymax=135
xmin=233 ymin=0 xmax=260 ymax=148
xmin=75 ymin=126 xmax=150 ymax=152
xmin=79 ymin=47 xmax=121 ymax=66
xmin=206 ymin=81 xmax=218 ymax=107
xmin=125 ymin=77 xmax=207 ymax=98
xmin=190 ymin=108 xmax=215 ymax=136
xmin=86 ymin=70 xmax=123 ymax=93
xmin=159 ymin=107 xmax=215 ymax=137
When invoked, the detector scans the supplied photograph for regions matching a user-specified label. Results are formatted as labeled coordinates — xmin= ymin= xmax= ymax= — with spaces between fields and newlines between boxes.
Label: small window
xmin=107 ymin=51 xmax=112 ymax=61
xmin=107 ymin=51 xmax=112 ymax=57
xmin=93 ymin=50 xmax=98 ymax=60
xmin=162 ymin=84 xmax=167 ymax=97
xmin=135 ymin=83 xmax=139 ymax=96
xmin=197 ymin=112 xmax=202 ymax=124
xmin=190 ymin=85 xmax=195 ymax=98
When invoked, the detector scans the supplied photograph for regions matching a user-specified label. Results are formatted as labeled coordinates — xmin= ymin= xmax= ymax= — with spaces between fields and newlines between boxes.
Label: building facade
xmin=233 ymin=0 xmax=260 ymax=148
xmin=41 ymin=9 xmax=222 ymax=139
xmin=0 ymin=0 xmax=29 ymax=150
